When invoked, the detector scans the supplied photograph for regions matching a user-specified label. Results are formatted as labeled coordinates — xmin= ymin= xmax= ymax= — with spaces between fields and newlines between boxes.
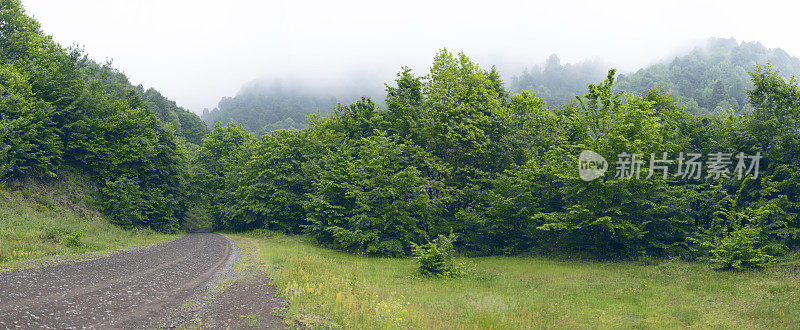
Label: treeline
xmin=0 ymin=0 xmax=206 ymax=232
xmin=194 ymin=48 xmax=800 ymax=267
xmin=205 ymin=38 xmax=800 ymax=140
xmin=511 ymin=38 xmax=800 ymax=114
xmin=616 ymin=38 xmax=800 ymax=114
xmin=201 ymin=80 xmax=341 ymax=136
xmin=137 ymin=86 xmax=208 ymax=145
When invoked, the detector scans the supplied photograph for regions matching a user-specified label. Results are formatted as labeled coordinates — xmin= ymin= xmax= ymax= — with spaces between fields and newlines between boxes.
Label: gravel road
xmin=0 ymin=233 xmax=239 ymax=329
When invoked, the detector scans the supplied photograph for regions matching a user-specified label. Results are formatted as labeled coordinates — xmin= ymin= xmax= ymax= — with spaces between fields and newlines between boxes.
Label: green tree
xmin=192 ymin=122 xmax=255 ymax=229
xmin=304 ymin=134 xmax=441 ymax=257
xmin=0 ymin=62 xmax=61 ymax=178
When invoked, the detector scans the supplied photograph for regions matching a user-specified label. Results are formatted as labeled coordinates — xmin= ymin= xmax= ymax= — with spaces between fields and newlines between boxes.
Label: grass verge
xmin=234 ymin=233 xmax=800 ymax=329
xmin=0 ymin=174 xmax=178 ymax=266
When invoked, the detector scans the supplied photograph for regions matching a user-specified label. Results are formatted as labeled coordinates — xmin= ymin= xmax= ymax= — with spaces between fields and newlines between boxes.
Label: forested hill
xmin=136 ymin=86 xmax=208 ymax=145
xmin=1 ymin=0 xmax=197 ymax=232
xmin=510 ymin=54 xmax=609 ymax=106
xmin=616 ymin=38 xmax=800 ymax=113
xmin=201 ymin=81 xmax=337 ymax=136
xmin=201 ymin=80 xmax=357 ymax=136
xmin=512 ymin=37 xmax=800 ymax=114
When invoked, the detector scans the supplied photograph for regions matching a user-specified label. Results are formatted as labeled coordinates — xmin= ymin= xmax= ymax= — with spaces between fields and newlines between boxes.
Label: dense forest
xmin=137 ymin=86 xmax=208 ymax=145
xmin=5 ymin=0 xmax=800 ymax=271
xmin=201 ymin=79 xmax=381 ymax=136
xmin=616 ymin=38 xmax=800 ymax=114
xmin=513 ymin=37 xmax=800 ymax=114
xmin=206 ymin=38 xmax=800 ymax=137
xmin=0 ymin=0 xmax=206 ymax=232
xmin=193 ymin=48 xmax=800 ymax=269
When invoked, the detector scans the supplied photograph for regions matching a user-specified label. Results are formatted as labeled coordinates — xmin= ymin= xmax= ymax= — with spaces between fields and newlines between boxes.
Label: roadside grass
xmin=230 ymin=233 xmax=800 ymax=329
xmin=0 ymin=174 xmax=178 ymax=265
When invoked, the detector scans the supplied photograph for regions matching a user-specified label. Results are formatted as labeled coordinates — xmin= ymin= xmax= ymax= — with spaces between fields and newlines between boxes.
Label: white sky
xmin=19 ymin=0 xmax=800 ymax=113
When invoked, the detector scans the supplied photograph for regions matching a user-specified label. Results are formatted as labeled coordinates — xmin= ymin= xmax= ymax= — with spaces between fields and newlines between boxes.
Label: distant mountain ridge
xmin=136 ymin=85 xmax=208 ymax=145
xmin=201 ymin=80 xmax=339 ymax=136
xmin=205 ymin=38 xmax=800 ymax=135
xmin=201 ymin=78 xmax=384 ymax=136
xmin=616 ymin=37 xmax=800 ymax=113
xmin=513 ymin=37 xmax=800 ymax=114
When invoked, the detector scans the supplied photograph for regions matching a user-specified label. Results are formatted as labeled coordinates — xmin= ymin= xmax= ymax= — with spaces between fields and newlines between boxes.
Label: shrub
xmin=411 ymin=234 xmax=463 ymax=278
xmin=702 ymin=226 xmax=775 ymax=271
xmin=61 ymin=231 xmax=83 ymax=248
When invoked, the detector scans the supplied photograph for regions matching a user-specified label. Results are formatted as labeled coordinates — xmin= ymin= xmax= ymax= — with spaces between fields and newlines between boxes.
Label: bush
xmin=702 ymin=226 xmax=775 ymax=271
xmin=411 ymin=234 xmax=463 ymax=278
xmin=61 ymin=231 xmax=83 ymax=248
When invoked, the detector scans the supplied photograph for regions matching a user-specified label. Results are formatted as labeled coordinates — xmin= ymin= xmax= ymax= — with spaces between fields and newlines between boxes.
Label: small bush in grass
xmin=411 ymin=234 xmax=464 ymax=278
xmin=703 ymin=226 xmax=775 ymax=271
xmin=61 ymin=231 xmax=84 ymax=248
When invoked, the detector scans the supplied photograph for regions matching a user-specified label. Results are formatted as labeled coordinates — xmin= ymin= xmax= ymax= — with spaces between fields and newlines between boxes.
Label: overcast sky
xmin=19 ymin=0 xmax=800 ymax=113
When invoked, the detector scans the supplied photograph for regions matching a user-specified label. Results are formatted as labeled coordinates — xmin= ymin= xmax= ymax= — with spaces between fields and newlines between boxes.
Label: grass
xmin=229 ymin=233 xmax=800 ymax=329
xmin=0 ymin=173 xmax=178 ymax=266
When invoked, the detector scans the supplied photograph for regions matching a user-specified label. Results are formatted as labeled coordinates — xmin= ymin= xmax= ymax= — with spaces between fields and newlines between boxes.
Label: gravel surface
xmin=160 ymin=236 xmax=286 ymax=329
xmin=0 ymin=233 xmax=239 ymax=329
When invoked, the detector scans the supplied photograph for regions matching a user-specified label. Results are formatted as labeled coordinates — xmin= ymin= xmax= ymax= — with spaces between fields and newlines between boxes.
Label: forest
xmin=195 ymin=52 xmax=800 ymax=270
xmin=512 ymin=37 xmax=800 ymax=114
xmin=1 ymin=0 xmax=204 ymax=232
xmin=4 ymin=0 xmax=800 ymax=272
xmin=201 ymin=80 xmax=340 ymax=136
xmin=204 ymin=37 xmax=800 ymax=136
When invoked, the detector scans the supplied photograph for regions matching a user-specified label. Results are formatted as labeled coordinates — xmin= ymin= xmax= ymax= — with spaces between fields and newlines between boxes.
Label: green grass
xmin=0 ymin=174 xmax=178 ymax=265
xmin=229 ymin=233 xmax=800 ymax=329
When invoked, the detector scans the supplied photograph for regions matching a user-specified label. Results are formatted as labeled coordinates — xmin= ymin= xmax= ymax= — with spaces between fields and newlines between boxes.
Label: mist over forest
xmin=202 ymin=37 xmax=800 ymax=135
xmin=7 ymin=0 xmax=800 ymax=327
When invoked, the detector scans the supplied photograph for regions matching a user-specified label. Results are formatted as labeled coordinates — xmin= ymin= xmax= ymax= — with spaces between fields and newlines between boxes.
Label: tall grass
xmin=230 ymin=233 xmax=800 ymax=329
xmin=0 ymin=173 xmax=177 ymax=265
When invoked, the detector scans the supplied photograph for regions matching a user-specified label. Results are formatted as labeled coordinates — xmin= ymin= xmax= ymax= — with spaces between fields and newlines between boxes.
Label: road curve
xmin=0 ymin=233 xmax=238 ymax=329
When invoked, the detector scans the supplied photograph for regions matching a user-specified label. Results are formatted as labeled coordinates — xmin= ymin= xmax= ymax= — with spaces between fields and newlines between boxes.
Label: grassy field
xmin=228 ymin=233 xmax=800 ymax=329
xmin=0 ymin=174 xmax=178 ymax=265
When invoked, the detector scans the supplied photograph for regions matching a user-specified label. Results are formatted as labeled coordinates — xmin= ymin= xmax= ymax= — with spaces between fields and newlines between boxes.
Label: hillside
xmin=0 ymin=0 xmax=192 ymax=233
xmin=617 ymin=37 xmax=800 ymax=113
xmin=137 ymin=86 xmax=208 ymax=145
xmin=0 ymin=173 xmax=176 ymax=264
xmin=511 ymin=38 xmax=800 ymax=114
xmin=201 ymin=80 xmax=340 ymax=136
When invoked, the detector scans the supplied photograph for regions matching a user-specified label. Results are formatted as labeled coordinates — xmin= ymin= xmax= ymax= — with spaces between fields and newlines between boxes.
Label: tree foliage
xmin=0 ymin=1 xmax=194 ymax=232
xmin=6 ymin=0 xmax=800 ymax=268
xmin=193 ymin=46 xmax=800 ymax=270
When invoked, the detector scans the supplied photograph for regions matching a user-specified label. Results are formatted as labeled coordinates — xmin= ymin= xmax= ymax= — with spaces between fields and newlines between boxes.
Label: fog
xmin=20 ymin=0 xmax=800 ymax=113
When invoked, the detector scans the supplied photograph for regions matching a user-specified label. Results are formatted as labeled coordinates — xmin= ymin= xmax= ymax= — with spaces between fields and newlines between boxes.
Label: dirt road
xmin=0 ymin=233 xmax=240 ymax=329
